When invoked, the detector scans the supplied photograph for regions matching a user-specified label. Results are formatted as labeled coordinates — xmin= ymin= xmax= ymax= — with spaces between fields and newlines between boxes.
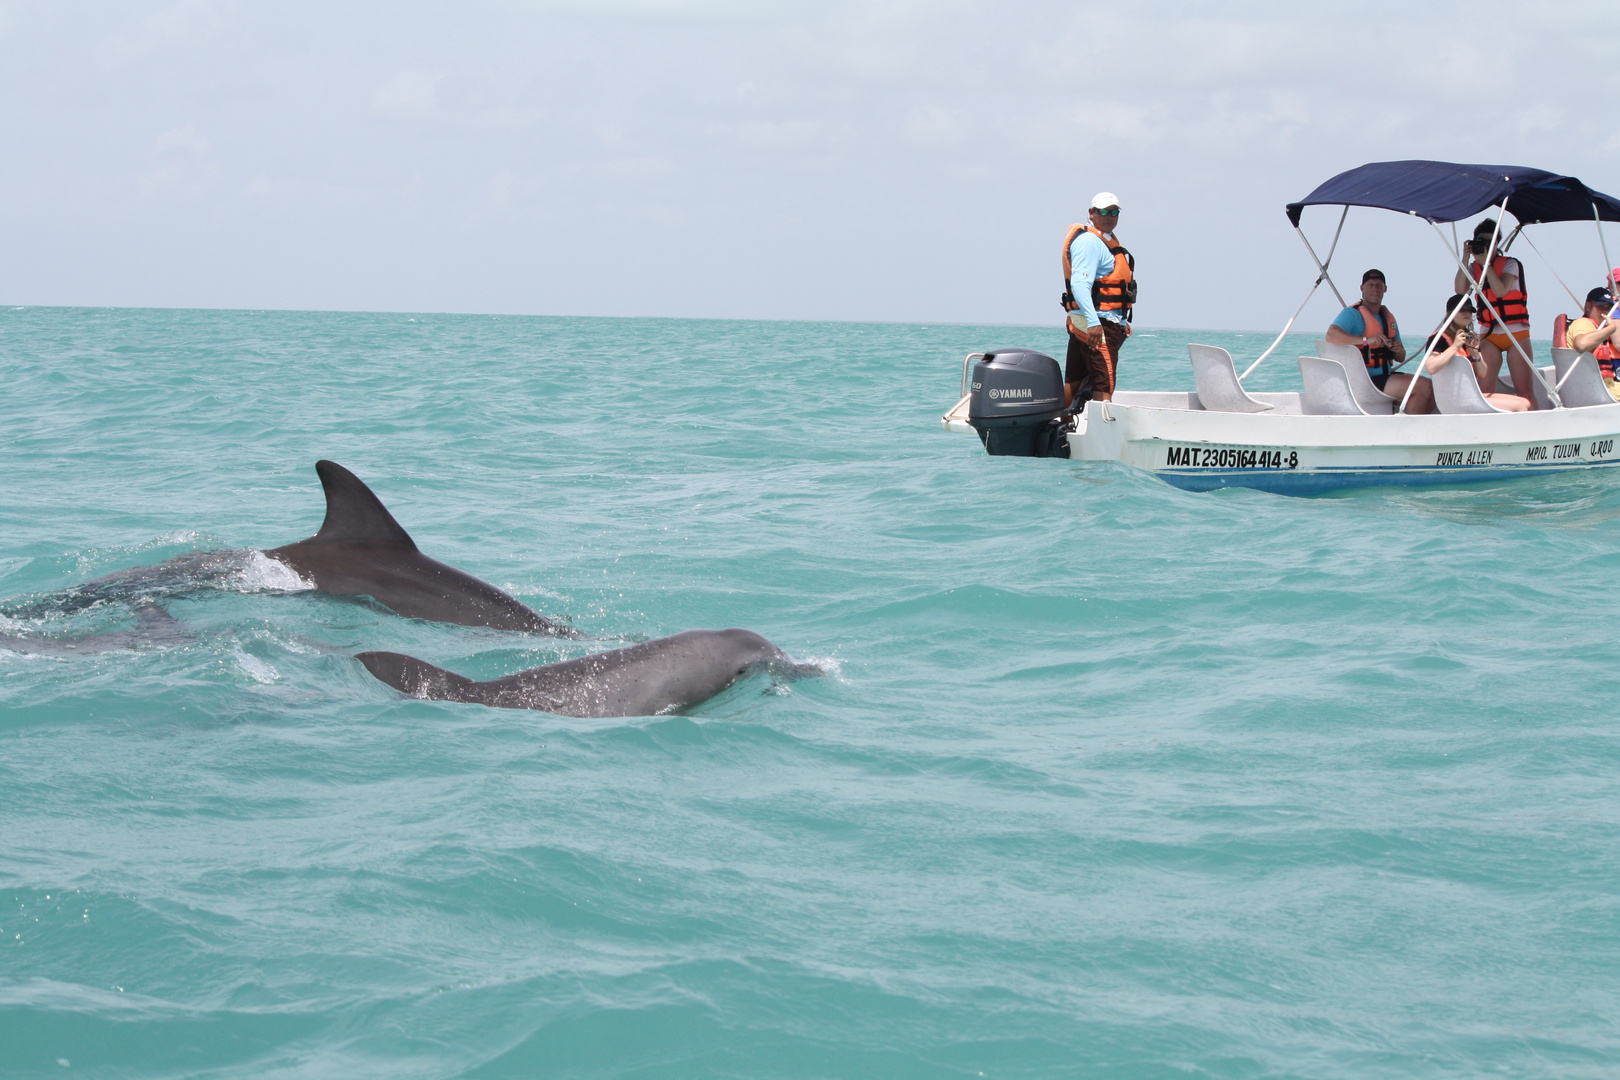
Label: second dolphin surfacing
xmin=357 ymin=629 xmax=821 ymax=717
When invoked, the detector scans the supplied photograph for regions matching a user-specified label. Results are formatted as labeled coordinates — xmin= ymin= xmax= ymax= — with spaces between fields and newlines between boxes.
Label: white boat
xmin=943 ymin=161 xmax=1620 ymax=494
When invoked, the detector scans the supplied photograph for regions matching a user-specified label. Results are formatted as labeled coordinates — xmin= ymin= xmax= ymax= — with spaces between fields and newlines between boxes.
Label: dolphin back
xmin=264 ymin=461 xmax=569 ymax=635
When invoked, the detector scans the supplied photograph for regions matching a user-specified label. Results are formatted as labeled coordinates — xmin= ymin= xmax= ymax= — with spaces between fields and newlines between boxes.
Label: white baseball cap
xmin=1090 ymin=191 xmax=1121 ymax=211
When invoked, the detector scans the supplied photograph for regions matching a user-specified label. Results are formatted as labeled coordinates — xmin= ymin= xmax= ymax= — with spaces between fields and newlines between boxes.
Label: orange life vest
xmin=1468 ymin=255 xmax=1529 ymax=329
xmin=1356 ymin=302 xmax=1399 ymax=379
xmin=1061 ymin=224 xmax=1136 ymax=336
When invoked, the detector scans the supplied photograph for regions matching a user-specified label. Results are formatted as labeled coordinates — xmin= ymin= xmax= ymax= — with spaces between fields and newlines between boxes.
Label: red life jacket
xmin=1355 ymin=302 xmax=1399 ymax=379
xmin=1469 ymin=255 xmax=1529 ymax=329
xmin=1061 ymin=224 xmax=1137 ymax=337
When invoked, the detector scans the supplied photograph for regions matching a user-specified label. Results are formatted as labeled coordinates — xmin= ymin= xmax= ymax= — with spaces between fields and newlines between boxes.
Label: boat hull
xmin=943 ymin=392 xmax=1620 ymax=494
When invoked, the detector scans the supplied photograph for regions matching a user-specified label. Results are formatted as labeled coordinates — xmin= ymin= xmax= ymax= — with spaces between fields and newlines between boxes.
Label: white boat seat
xmin=1551 ymin=348 xmax=1616 ymax=408
xmin=1499 ymin=364 xmax=1558 ymax=411
xmin=1298 ymin=356 xmax=1371 ymax=415
xmin=1188 ymin=344 xmax=1274 ymax=413
xmin=1430 ymin=351 xmax=1506 ymax=414
xmin=1314 ymin=339 xmax=1398 ymax=414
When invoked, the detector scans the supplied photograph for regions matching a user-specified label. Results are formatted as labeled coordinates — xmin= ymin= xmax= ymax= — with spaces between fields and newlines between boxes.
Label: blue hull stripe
xmin=1157 ymin=461 xmax=1620 ymax=495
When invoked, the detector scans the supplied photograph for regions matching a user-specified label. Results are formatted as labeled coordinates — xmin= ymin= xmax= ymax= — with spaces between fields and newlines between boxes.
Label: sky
xmin=2 ymin=0 xmax=1617 ymax=332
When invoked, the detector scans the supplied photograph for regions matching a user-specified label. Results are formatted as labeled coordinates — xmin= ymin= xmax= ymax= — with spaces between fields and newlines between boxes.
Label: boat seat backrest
xmin=1499 ymin=364 xmax=1559 ymax=410
xmin=1187 ymin=344 xmax=1274 ymax=413
xmin=1314 ymin=339 xmax=1397 ymax=413
xmin=1532 ymin=366 xmax=1557 ymax=411
xmin=1429 ymin=352 xmax=1502 ymax=414
xmin=1552 ymin=348 xmax=1616 ymax=407
xmin=1298 ymin=356 xmax=1370 ymax=416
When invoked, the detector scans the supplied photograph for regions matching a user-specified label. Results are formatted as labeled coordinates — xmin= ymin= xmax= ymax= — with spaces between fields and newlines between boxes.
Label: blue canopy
xmin=1285 ymin=160 xmax=1620 ymax=227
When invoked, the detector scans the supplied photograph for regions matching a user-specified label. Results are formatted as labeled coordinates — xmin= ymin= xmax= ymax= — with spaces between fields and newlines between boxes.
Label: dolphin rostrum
xmin=263 ymin=460 xmax=570 ymax=634
xmin=357 ymin=628 xmax=819 ymax=717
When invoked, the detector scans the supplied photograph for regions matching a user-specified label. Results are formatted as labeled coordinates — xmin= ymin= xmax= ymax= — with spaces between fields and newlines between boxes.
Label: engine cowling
xmin=966 ymin=348 xmax=1070 ymax=458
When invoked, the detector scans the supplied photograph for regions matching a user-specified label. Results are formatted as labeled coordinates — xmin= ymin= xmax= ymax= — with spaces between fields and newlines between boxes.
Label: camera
xmin=1466 ymin=238 xmax=1487 ymax=255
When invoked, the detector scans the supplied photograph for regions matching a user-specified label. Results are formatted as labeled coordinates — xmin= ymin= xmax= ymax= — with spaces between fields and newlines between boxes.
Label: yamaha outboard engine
xmin=966 ymin=348 xmax=1071 ymax=458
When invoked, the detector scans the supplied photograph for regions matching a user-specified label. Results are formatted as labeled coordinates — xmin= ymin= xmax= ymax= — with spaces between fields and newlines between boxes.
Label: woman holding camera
xmin=1424 ymin=293 xmax=1530 ymax=412
xmin=1454 ymin=218 xmax=1534 ymax=400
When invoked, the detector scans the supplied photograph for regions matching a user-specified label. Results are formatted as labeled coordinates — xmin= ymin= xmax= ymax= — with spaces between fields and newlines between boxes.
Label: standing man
xmin=1061 ymin=192 xmax=1135 ymax=407
xmin=1324 ymin=269 xmax=1433 ymax=414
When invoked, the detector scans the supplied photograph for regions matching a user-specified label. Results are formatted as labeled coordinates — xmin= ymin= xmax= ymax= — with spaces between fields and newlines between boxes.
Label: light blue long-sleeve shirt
xmin=1067 ymin=230 xmax=1127 ymax=327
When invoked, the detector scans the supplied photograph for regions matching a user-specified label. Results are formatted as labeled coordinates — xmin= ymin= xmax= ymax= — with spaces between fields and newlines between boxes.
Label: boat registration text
xmin=1165 ymin=446 xmax=1298 ymax=470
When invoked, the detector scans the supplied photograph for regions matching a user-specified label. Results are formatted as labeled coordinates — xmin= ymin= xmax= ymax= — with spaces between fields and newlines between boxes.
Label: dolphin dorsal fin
xmin=310 ymin=460 xmax=418 ymax=549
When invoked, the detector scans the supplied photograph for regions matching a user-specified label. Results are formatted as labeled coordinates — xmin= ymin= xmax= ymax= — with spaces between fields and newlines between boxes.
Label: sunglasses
xmin=1093 ymin=208 xmax=1120 ymax=217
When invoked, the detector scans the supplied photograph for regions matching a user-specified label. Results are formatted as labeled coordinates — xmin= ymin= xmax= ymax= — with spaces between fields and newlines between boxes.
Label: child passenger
xmin=1424 ymin=294 xmax=1530 ymax=412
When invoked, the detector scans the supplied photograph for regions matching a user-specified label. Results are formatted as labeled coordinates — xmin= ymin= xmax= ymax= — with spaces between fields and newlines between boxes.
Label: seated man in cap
xmin=1324 ymin=268 xmax=1432 ymax=413
xmin=1060 ymin=192 xmax=1135 ymax=407
xmin=1567 ymin=286 xmax=1620 ymax=398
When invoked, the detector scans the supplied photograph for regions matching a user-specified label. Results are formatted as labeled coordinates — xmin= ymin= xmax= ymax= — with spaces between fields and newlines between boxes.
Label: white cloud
xmin=137 ymin=123 xmax=214 ymax=197
xmin=370 ymin=68 xmax=444 ymax=121
xmin=98 ymin=0 xmax=226 ymax=62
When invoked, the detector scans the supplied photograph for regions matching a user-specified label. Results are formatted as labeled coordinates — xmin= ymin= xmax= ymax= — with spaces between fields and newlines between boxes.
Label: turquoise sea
xmin=2 ymin=306 xmax=1617 ymax=1079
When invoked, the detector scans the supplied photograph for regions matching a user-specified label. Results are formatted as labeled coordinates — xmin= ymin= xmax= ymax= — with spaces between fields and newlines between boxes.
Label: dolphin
xmin=262 ymin=460 xmax=570 ymax=634
xmin=12 ymin=461 xmax=572 ymax=635
xmin=0 ymin=603 xmax=194 ymax=656
xmin=356 ymin=628 xmax=820 ymax=717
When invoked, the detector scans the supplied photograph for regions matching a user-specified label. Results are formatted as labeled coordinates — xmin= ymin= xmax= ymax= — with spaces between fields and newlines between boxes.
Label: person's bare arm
xmin=1425 ymin=337 xmax=1465 ymax=374
xmin=1570 ymin=318 xmax=1619 ymax=353
xmin=1324 ymin=324 xmax=1360 ymax=346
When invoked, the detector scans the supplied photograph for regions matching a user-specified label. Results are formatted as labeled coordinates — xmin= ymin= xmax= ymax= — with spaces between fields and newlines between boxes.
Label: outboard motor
xmin=966 ymin=348 xmax=1071 ymax=458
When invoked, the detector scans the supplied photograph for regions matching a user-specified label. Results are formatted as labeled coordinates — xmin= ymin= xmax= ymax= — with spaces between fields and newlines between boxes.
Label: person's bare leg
xmin=1503 ymin=336 xmax=1536 ymax=408
xmin=1384 ymin=373 xmax=1434 ymax=414
xmin=1476 ymin=339 xmax=1502 ymax=394
xmin=1484 ymin=392 xmax=1529 ymax=412
xmin=1406 ymin=376 xmax=1435 ymax=414
xmin=1384 ymin=373 xmax=1411 ymax=409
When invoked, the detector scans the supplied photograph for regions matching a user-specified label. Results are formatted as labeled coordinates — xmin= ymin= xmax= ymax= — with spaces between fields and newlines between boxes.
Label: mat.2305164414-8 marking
xmin=1166 ymin=446 xmax=1297 ymax=470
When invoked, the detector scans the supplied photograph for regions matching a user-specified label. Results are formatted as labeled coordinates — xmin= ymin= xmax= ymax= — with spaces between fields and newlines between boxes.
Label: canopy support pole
xmin=1429 ymin=203 xmax=1559 ymax=408
xmin=1238 ymin=279 xmax=1320 ymax=382
xmin=1390 ymin=220 xmax=1466 ymax=412
xmin=1515 ymin=228 xmax=1584 ymax=310
xmin=1294 ymin=207 xmax=1349 ymax=309
xmin=1396 ymin=317 xmax=1456 ymax=414
xmin=1238 ymin=208 xmax=1348 ymax=383
xmin=1595 ymin=201 xmax=1618 ymax=296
